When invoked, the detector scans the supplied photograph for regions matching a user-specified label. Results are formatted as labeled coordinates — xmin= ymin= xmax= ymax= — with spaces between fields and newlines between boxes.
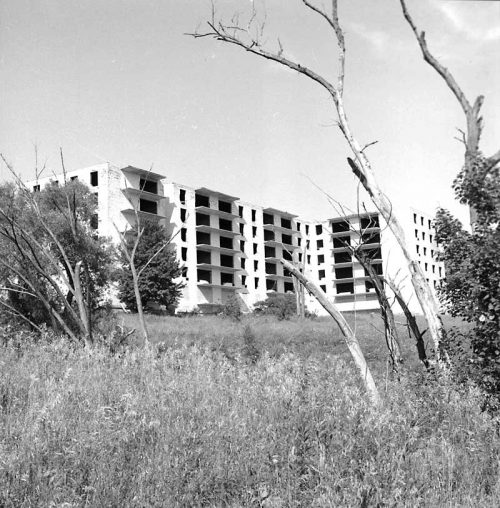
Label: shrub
xmin=221 ymin=295 xmax=242 ymax=321
xmin=117 ymin=221 xmax=184 ymax=312
xmin=435 ymin=154 xmax=500 ymax=396
xmin=241 ymin=325 xmax=260 ymax=364
xmin=253 ymin=293 xmax=296 ymax=320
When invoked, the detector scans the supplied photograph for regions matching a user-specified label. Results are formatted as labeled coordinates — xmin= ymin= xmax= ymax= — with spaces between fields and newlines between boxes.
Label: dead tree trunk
xmin=131 ymin=260 xmax=148 ymax=342
xmin=385 ymin=277 xmax=429 ymax=369
xmin=355 ymin=252 xmax=402 ymax=372
xmin=346 ymin=158 xmax=444 ymax=360
xmin=74 ymin=261 xmax=92 ymax=347
xmin=281 ymin=259 xmax=381 ymax=405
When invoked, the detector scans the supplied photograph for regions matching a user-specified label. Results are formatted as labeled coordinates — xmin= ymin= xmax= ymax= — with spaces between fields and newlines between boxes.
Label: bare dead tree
xmin=116 ymin=172 xmax=184 ymax=342
xmin=190 ymin=0 xmax=445 ymax=359
xmin=385 ymin=275 xmax=429 ymax=369
xmin=281 ymin=258 xmax=380 ymax=405
xmin=116 ymin=222 xmax=149 ymax=341
xmin=289 ymin=235 xmax=308 ymax=318
xmin=331 ymin=209 xmax=403 ymax=372
xmin=354 ymin=250 xmax=402 ymax=372
xmin=400 ymin=0 xmax=500 ymax=175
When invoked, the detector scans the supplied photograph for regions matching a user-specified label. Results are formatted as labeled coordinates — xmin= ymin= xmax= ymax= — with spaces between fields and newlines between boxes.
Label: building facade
xmin=26 ymin=163 xmax=444 ymax=315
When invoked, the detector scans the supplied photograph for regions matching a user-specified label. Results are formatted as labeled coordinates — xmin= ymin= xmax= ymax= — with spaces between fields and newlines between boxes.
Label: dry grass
xmin=1 ymin=314 xmax=497 ymax=507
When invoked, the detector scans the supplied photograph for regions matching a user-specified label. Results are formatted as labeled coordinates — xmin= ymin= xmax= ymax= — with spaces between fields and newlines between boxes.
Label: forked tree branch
xmin=189 ymin=21 xmax=339 ymax=104
xmin=400 ymin=0 xmax=496 ymax=165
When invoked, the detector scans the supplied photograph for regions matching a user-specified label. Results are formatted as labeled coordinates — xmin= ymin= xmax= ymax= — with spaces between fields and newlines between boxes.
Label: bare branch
xmin=361 ymin=140 xmax=379 ymax=153
xmin=0 ymin=299 xmax=43 ymax=333
xmin=400 ymin=0 xmax=483 ymax=158
xmin=301 ymin=0 xmax=345 ymax=93
xmin=60 ymin=147 xmax=68 ymax=184
xmin=191 ymin=21 xmax=339 ymax=102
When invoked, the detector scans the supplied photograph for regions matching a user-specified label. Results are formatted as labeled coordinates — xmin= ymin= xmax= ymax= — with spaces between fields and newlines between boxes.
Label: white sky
xmin=1 ymin=0 xmax=498 ymax=224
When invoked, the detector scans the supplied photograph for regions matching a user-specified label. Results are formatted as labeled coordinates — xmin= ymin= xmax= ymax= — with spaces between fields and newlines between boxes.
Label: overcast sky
xmin=1 ymin=0 xmax=498 ymax=223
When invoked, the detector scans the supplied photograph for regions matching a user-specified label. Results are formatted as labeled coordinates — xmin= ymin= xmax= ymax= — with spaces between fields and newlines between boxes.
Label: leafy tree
xmin=435 ymin=154 xmax=500 ymax=393
xmin=254 ymin=293 xmax=297 ymax=321
xmin=0 ymin=176 xmax=115 ymax=343
xmin=117 ymin=221 xmax=183 ymax=313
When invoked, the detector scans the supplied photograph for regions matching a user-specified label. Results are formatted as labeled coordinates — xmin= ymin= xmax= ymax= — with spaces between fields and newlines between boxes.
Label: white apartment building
xmin=26 ymin=163 xmax=444 ymax=315
xmin=302 ymin=209 xmax=444 ymax=315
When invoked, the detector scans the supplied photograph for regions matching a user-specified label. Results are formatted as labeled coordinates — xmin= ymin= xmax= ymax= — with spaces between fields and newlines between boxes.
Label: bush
xmin=436 ymin=154 xmax=500 ymax=396
xmin=221 ymin=295 xmax=242 ymax=321
xmin=241 ymin=325 xmax=260 ymax=364
xmin=253 ymin=293 xmax=297 ymax=320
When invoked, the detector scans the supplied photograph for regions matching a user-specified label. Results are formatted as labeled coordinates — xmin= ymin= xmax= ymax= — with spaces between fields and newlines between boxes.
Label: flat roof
xmin=262 ymin=207 xmax=298 ymax=219
xmin=121 ymin=165 xmax=165 ymax=181
xmin=328 ymin=211 xmax=379 ymax=222
xmin=195 ymin=187 xmax=239 ymax=202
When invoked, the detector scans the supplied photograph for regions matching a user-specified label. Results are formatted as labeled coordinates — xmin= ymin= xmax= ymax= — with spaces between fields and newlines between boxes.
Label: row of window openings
xmin=40 ymin=173 xmax=156 ymax=197
xmin=316 ymin=281 xmax=376 ymax=295
xmin=332 ymin=234 xmax=380 ymax=248
xmin=195 ymin=213 xmax=233 ymax=231
xmin=417 ymin=260 xmax=442 ymax=276
xmin=192 ymin=269 xmax=294 ymax=292
xmin=330 ymin=216 xmax=379 ymax=234
xmin=179 ymin=189 xmax=299 ymax=231
xmin=181 ymin=233 xmax=378 ymax=262
xmin=317 ymin=264 xmax=383 ymax=281
xmin=415 ymin=230 xmax=433 ymax=243
xmin=188 ymin=192 xmax=234 ymax=214
xmin=296 ymin=250 xmax=377 ymax=265
xmin=416 ymin=245 xmax=435 ymax=258
xmin=414 ymin=213 xmax=433 ymax=230
xmin=181 ymin=248 xmax=293 ymax=270
xmin=32 ymin=170 xmax=99 ymax=193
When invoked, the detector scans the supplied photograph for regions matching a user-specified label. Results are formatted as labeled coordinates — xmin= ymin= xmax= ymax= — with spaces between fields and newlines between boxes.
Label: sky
xmin=1 ymin=0 xmax=498 ymax=224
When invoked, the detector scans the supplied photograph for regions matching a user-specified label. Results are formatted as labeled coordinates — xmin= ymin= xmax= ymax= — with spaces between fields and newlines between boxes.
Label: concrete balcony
xmin=263 ymin=223 xmax=300 ymax=235
xmin=121 ymin=188 xmax=165 ymax=201
xmin=195 ymin=224 xmax=239 ymax=236
xmin=196 ymin=263 xmax=240 ymax=273
xmin=195 ymin=205 xmax=240 ymax=221
xmin=196 ymin=243 xmax=241 ymax=255
xmin=121 ymin=208 xmax=165 ymax=222
xmin=197 ymin=281 xmax=241 ymax=290
xmin=121 ymin=165 xmax=165 ymax=181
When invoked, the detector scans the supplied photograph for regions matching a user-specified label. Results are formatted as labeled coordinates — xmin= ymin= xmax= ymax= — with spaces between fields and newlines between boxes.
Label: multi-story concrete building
xmin=163 ymin=182 xmax=301 ymax=312
xmin=26 ymin=163 xmax=444 ymax=315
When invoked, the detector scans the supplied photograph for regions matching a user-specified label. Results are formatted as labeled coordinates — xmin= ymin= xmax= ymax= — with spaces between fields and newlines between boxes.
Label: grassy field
xmin=1 ymin=313 xmax=499 ymax=507
xmin=120 ymin=312 xmax=454 ymax=380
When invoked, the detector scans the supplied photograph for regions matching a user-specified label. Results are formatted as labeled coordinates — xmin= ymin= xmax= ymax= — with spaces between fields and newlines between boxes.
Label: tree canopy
xmin=117 ymin=221 xmax=183 ymax=313
xmin=435 ymin=154 xmax=500 ymax=393
xmin=0 ymin=179 xmax=115 ymax=341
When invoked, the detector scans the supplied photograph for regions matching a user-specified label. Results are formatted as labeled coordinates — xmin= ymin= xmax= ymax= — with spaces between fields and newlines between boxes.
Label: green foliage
xmin=435 ymin=154 xmax=500 ymax=394
xmin=241 ymin=324 xmax=260 ymax=364
xmin=117 ymin=221 xmax=183 ymax=312
xmin=0 ymin=180 xmax=115 ymax=335
xmin=221 ymin=294 xmax=242 ymax=321
xmin=38 ymin=181 xmax=114 ymax=311
xmin=254 ymin=293 xmax=297 ymax=320
xmin=2 ymin=338 xmax=500 ymax=506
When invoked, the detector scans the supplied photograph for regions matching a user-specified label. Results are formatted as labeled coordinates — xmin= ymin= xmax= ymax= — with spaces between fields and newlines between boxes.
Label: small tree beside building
xmin=117 ymin=220 xmax=184 ymax=314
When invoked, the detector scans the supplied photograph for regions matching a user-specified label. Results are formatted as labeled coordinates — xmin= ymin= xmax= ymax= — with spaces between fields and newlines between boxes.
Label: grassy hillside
xmin=1 ymin=314 xmax=498 ymax=507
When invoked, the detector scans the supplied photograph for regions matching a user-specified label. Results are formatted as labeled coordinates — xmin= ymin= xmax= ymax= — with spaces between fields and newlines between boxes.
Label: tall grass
xmin=1 ymin=332 xmax=500 ymax=507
